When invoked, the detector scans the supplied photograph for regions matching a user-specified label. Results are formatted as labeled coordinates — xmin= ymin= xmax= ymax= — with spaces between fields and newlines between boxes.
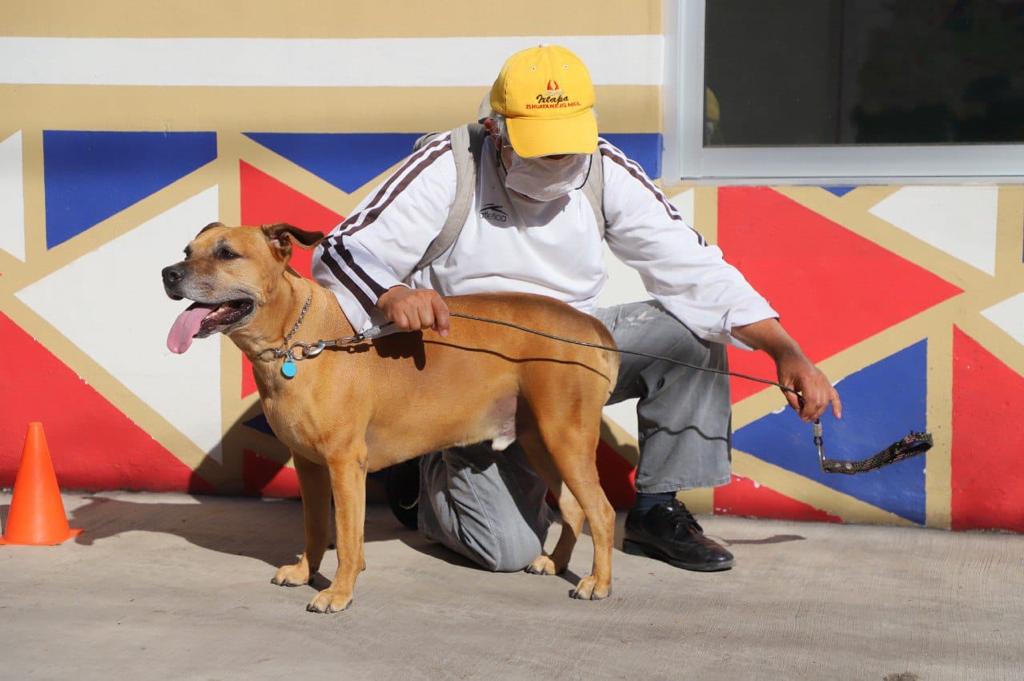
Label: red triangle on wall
xmin=238 ymin=161 xmax=345 ymax=397
xmin=714 ymin=474 xmax=842 ymax=523
xmin=595 ymin=440 xmax=637 ymax=509
xmin=951 ymin=328 xmax=1024 ymax=532
xmin=0 ymin=313 xmax=213 ymax=493
xmin=718 ymin=187 xmax=961 ymax=402
xmin=243 ymin=449 xmax=300 ymax=498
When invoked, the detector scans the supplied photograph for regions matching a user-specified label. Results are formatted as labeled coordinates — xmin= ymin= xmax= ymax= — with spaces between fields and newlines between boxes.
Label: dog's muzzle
xmin=162 ymin=264 xmax=186 ymax=300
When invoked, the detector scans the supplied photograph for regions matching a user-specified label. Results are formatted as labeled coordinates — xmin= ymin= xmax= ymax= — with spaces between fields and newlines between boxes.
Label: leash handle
xmin=803 ymin=399 xmax=931 ymax=474
xmin=818 ymin=430 xmax=933 ymax=474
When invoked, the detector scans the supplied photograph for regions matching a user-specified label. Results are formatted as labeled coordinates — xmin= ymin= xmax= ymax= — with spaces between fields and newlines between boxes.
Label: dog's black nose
xmin=162 ymin=265 xmax=184 ymax=287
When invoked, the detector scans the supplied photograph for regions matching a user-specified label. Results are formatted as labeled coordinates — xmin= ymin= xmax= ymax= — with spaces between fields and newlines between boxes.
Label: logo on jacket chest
xmin=480 ymin=202 xmax=509 ymax=223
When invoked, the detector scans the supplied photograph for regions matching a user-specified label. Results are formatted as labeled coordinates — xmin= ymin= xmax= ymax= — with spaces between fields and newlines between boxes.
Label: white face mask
xmin=502 ymin=150 xmax=590 ymax=203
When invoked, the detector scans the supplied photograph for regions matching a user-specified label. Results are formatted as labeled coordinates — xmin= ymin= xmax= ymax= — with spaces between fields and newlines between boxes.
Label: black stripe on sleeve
xmin=334 ymin=236 xmax=389 ymax=298
xmin=337 ymin=135 xmax=452 ymax=237
xmin=339 ymin=141 xmax=453 ymax=239
xmin=599 ymin=141 xmax=707 ymax=246
xmin=324 ymin=140 xmax=454 ymax=296
xmin=318 ymin=246 xmax=377 ymax=316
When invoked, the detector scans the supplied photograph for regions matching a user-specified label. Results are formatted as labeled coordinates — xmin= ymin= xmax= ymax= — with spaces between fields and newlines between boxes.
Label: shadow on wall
xmin=182 ymin=403 xmax=391 ymax=502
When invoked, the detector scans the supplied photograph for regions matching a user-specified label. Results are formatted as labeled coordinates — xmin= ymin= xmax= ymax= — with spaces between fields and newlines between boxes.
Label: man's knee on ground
xmin=470 ymin=530 xmax=544 ymax=573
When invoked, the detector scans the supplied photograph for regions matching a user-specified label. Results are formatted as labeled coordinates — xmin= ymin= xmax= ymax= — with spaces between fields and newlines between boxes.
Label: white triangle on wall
xmin=0 ymin=130 xmax=26 ymax=261
xmin=869 ymin=186 xmax=999 ymax=275
xmin=982 ymin=292 xmax=1024 ymax=348
xmin=16 ymin=187 xmax=225 ymax=461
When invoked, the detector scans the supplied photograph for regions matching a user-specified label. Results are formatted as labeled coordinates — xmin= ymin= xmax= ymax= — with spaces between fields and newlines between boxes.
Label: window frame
xmin=661 ymin=0 xmax=1024 ymax=183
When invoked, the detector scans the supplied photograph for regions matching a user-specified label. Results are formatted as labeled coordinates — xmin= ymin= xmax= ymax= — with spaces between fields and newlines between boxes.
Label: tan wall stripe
xmin=925 ymin=324 xmax=953 ymax=529
xmin=2 ymin=0 xmax=661 ymax=38
xmin=0 ymin=85 xmax=661 ymax=133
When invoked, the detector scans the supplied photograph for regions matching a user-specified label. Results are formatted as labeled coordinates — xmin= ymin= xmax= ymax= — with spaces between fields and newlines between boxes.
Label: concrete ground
xmin=1 ymin=492 xmax=1022 ymax=681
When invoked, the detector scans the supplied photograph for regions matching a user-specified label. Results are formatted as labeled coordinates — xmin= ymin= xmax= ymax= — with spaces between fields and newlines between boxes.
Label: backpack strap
xmin=581 ymin=146 xmax=606 ymax=238
xmin=413 ymin=123 xmax=487 ymax=272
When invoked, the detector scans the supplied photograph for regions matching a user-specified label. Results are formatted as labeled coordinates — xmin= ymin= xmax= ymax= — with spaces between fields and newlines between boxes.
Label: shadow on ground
xmin=60 ymin=494 xmax=472 ymax=575
xmin=52 ymin=495 xmax=805 ymax=590
xmin=58 ymin=494 xmax=593 ymax=590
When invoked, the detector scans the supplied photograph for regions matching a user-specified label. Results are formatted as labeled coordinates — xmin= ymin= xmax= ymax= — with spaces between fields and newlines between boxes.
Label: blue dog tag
xmin=281 ymin=359 xmax=297 ymax=379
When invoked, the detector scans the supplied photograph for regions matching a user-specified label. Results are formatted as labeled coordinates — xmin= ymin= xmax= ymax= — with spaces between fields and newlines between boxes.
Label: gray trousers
xmin=417 ymin=300 xmax=732 ymax=571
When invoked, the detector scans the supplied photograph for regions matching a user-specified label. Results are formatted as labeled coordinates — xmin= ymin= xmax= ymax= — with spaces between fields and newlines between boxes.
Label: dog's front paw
xmin=307 ymin=588 xmax=353 ymax=614
xmin=525 ymin=554 xmax=561 ymax=576
xmin=571 ymin=575 xmax=610 ymax=601
xmin=272 ymin=562 xmax=311 ymax=587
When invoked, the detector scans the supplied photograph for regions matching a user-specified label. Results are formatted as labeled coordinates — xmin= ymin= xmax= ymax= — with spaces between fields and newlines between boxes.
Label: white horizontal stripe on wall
xmin=0 ymin=36 xmax=663 ymax=87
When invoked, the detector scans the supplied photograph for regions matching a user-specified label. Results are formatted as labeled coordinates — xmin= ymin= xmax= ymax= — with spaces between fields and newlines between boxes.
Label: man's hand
xmin=774 ymin=349 xmax=842 ymax=422
xmin=377 ymin=286 xmax=450 ymax=336
xmin=732 ymin=318 xmax=842 ymax=422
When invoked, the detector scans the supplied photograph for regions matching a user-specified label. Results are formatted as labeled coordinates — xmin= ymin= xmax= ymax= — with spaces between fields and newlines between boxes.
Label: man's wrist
xmin=377 ymin=284 xmax=411 ymax=307
xmin=731 ymin=318 xmax=804 ymax=363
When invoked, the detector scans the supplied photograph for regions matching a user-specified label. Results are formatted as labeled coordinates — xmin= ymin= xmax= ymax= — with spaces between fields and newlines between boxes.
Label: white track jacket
xmin=312 ymin=134 xmax=777 ymax=348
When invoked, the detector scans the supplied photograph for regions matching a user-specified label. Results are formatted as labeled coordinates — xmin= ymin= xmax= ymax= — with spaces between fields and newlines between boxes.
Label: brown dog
xmin=162 ymin=223 xmax=619 ymax=612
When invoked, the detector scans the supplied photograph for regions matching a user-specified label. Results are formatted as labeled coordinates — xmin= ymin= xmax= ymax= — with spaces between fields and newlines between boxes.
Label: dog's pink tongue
xmin=167 ymin=303 xmax=215 ymax=354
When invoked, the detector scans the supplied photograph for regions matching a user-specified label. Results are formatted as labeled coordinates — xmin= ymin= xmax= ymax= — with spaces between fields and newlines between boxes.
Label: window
xmin=664 ymin=0 xmax=1024 ymax=180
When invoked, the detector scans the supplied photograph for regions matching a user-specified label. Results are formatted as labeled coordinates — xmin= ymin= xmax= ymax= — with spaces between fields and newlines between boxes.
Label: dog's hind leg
xmin=272 ymin=453 xmax=331 ymax=587
xmin=528 ymin=398 xmax=615 ymax=600
xmin=517 ymin=420 xmax=585 ymax=577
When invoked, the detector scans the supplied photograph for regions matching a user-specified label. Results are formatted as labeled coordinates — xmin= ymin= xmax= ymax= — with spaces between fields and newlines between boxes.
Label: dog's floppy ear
xmin=261 ymin=223 xmax=325 ymax=261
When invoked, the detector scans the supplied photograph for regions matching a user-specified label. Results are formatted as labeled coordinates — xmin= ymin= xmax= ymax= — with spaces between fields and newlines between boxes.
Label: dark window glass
xmin=703 ymin=0 xmax=1024 ymax=146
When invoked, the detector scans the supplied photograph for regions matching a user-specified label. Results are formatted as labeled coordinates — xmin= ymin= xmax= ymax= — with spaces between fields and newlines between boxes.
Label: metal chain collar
xmin=255 ymin=295 xmax=390 ymax=365
xmin=256 ymin=292 xmax=313 ymax=363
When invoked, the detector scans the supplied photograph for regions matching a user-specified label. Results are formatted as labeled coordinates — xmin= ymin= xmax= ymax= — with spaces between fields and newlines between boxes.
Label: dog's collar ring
xmin=288 ymin=340 xmax=327 ymax=360
xmin=277 ymin=341 xmax=328 ymax=379
xmin=254 ymin=291 xmax=314 ymax=378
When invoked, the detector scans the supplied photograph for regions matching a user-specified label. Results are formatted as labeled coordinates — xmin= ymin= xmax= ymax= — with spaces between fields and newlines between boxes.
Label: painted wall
xmin=1 ymin=2 xmax=1022 ymax=532
xmin=603 ymin=184 xmax=1024 ymax=533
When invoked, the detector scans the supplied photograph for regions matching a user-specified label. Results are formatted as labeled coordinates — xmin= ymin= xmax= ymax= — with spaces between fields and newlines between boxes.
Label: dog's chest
xmin=257 ymin=390 xmax=323 ymax=458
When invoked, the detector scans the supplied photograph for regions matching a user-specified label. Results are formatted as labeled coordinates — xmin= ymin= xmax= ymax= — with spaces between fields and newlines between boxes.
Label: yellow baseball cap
xmin=489 ymin=45 xmax=598 ymax=158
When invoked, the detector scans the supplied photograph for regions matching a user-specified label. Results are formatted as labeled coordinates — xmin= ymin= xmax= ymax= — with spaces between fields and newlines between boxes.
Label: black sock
xmin=632 ymin=491 xmax=675 ymax=515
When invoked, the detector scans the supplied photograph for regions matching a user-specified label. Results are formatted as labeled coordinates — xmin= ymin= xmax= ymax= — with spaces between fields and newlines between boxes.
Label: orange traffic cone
xmin=1 ymin=422 xmax=82 ymax=545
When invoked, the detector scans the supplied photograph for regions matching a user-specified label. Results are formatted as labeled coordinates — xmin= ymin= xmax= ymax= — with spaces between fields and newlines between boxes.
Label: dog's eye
xmin=216 ymin=247 xmax=240 ymax=260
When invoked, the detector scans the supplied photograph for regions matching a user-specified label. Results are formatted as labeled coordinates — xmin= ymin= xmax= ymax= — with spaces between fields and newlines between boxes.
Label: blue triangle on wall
xmin=43 ymin=131 xmax=216 ymax=248
xmin=602 ymin=133 xmax=662 ymax=179
xmin=823 ymin=185 xmax=857 ymax=197
xmin=245 ymin=133 xmax=421 ymax=194
xmin=244 ymin=413 xmax=276 ymax=437
xmin=733 ymin=340 xmax=928 ymax=524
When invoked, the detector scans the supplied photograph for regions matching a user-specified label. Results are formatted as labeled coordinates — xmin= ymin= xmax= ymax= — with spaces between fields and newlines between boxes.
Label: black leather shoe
xmin=623 ymin=499 xmax=734 ymax=571
xmin=385 ymin=459 xmax=420 ymax=531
